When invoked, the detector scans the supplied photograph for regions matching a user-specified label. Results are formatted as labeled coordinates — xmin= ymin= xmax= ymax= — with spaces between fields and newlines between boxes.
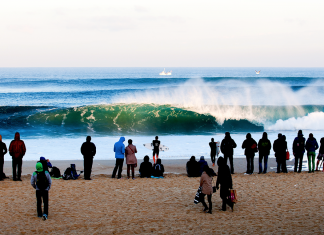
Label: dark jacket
xmin=81 ymin=141 xmax=96 ymax=158
xmin=209 ymin=141 xmax=216 ymax=155
xmin=139 ymin=157 xmax=153 ymax=178
xmin=186 ymin=157 xmax=200 ymax=177
xmin=292 ymin=134 xmax=306 ymax=155
xmin=319 ymin=138 xmax=324 ymax=154
xmin=9 ymin=133 xmax=26 ymax=159
xmin=198 ymin=159 xmax=208 ymax=176
xmin=306 ymin=137 xmax=319 ymax=153
xmin=221 ymin=137 xmax=237 ymax=156
xmin=152 ymin=162 xmax=164 ymax=177
xmin=242 ymin=135 xmax=257 ymax=156
xmin=0 ymin=141 xmax=7 ymax=158
xmin=273 ymin=137 xmax=287 ymax=160
xmin=216 ymin=163 xmax=232 ymax=200
xmin=258 ymin=137 xmax=271 ymax=155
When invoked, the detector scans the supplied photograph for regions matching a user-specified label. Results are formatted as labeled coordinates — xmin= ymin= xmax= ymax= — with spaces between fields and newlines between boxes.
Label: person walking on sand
xmin=0 ymin=135 xmax=8 ymax=181
xmin=9 ymin=132 xmax=26 ymax=181
xmin=30 ymin=162 xmax=52 ymax=220
xmin=258 ymin=132 xmax=271 ymax=174
xmin=200 ymin=165 xmax=213 ymax=214
xmin=216 ymin=157 xmax=234 ymax=211
xmin=315 ymin=137 xmax=324 ymax=171
xmin=306 ymin=133 xmax=319 ymax=173
xmin=112 ymin=137 xmax=125 ymax=179
xmin=242 ymin=133 xmax=258 ymax=175
xmin=221 ymin=132 xmax=237 ymax=174
xmin=81 ymin=136 xmax=96 ymax=180
xmin=125 ymin=139 xmax=137 ymax=179
xmin=292 ymin=130 xmax=306 ymax=173
xmin=209 ymin=138 xmax=217 ymax=167
xmin=152 ymin=136 xmax=160 ymax=164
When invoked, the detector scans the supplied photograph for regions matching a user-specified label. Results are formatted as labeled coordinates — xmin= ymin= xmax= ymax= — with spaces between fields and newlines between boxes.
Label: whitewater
xmin=1 ymin=67 xmax=324 ymax=161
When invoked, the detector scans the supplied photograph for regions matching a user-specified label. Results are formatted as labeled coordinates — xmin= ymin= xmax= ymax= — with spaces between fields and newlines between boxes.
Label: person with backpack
xmin=112 ymin=137 xmax=125 ymax=179
xmin=125 ymin=139 xmax=137 ymax=179
xmin=0 ymin=135 xmax=7 ymax=181
xmin=81 ymin=136 xmax=96 ymax=180
xmin=306 ymin=133 xmax=319 ymax=173
xmin=292 ymin=130 xmax=306 ymax=173
xmin=242 ymin=133 xmax=258 ymax=175
xmin=9 ymin=132 xmax=26 ymax=181
xmin=258 ymin=132 xmax=271 ymax=174
xmin=30 ymin=162 xmax=52 ymax=220
xmin=152 ymin=158 xmax=164 ymax=177
xmin=221 ymin=132 xmax=237 ymax=174
xmin=199 ymin=165 xmax=213 ymax=214
xmin=315 ymin=137 xmax=324 ymax=171
xmin=216 ymin=157 xmax=233 ymax=212
xmin=209 ymin=138 xmax=217 ymax=167
xmin=139 ymin=155 xmax=153 ymax=178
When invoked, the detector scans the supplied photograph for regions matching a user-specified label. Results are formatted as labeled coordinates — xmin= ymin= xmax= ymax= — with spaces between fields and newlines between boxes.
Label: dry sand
xmin=1 ymin=160 xmax=324 ymax=234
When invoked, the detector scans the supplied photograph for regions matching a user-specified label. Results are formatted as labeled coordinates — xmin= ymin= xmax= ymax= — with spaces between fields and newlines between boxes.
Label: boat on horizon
xmin=159 ymin=68 xmax=172 ymax=75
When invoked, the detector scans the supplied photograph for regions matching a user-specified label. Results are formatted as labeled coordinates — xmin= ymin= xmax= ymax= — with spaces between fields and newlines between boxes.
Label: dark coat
xmin=81 ymin=141 xmax=96 ymax=158
xmin=242 ymin=137 xmax=257 ymax=156
xmin=152 ymin=163 xmax=164 ymax=177
xmin=139 ymin=160 xmax=153 ymax=178
xmin=198 ymin=159 xmax=208 ymax=176
xmin=319 ymin=138 xmax=324 ymax=154
xmin=186 ymin=159 xmax=200 ymax=177
xmin=273 ymin=137 xmax=287 ymax=161
xmin=306 ymin=137 xmax=319 ymax=153
xmin=292 ymin=135 xmax=306 ymax=155
xmin=258 ymin=138 xmax=271 ymax=155
xmin=221 ymin=137 xmax=237 ymax=156
xmin=0 ymin=141 xmax=7 ymax=159
xmin=216 ymin=164 xmax=232 ymax=200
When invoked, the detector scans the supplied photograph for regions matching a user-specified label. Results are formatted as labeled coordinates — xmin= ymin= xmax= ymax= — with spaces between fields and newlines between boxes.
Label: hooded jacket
xmin=139 ymin=156 xmax=152 ymax=178
xmin=293 ymin=134 xmax=306 ymax=154
xmin=306 ymin=137 xmax=319 ymax=153
xmin=242 ymin=133 xmax=257 ymax=156
xmin=9 ymin=133 xmax=26 ymax=159
xmin=216 ymin=157 xmax=233 ymax=199
xmin=221 ymin=134 xmax=237 ymax=156
xmin=258 ymin=133 xmax=271 ymax=155
xmin=114 ymin=137 xmax=125 ymax=159
xmin=0 ymin=135 xmax=8 ymax=158
xmin=81 ymin=139 xmax=96 ymax=158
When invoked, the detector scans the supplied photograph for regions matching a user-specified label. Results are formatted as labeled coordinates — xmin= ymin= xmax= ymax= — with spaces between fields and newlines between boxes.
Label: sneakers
xmin=42 ymin=214 xmax=48 ymax=221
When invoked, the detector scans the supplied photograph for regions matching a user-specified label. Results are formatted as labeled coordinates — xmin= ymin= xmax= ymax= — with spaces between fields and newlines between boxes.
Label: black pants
xmin=201 ymin=193 xmax=212 ymax=212
xmin=246 ymin=155 xmax=254 ymax=174
xmin=112 ymin=158 xmax=124 ymax=178
xmin=0 ymin=157 xmax=4 ymax=179
xmin=224 ymin=154 xmax=234 ymax=173
xmin=211 ymin=153 xmax=216 ymax=164
xmin=36 ymin=190 xmax=48 ymax=216
xmin=222 ymin=198 xmax=233 ymax=211
xmin=84 ymin=157 xmax=93 ymax=179
xmin=294 ymin=153 xmax=304 ymax=172
xmin=12 ymin=158 xmax=22 ymax=180
xmin=127 ymin=164 xmax=135 ymax=179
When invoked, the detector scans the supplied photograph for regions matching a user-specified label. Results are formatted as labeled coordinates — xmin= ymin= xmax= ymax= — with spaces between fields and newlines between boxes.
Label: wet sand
xmin=1 ymin=159 xmax=324 ymax=234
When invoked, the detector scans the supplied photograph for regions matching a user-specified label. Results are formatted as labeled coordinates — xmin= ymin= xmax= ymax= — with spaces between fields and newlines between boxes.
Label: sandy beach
xmin=1 ymin=159 xmax=324 ymax=234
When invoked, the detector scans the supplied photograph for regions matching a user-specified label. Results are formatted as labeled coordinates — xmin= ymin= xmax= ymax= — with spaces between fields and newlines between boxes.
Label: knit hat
xmin=40 ymin=157 xmax=46 ymax=161
xmin=200 ymin=156 xmax=205 ymax=160
xmin=36 ymin=162 xmax=43 ymax=172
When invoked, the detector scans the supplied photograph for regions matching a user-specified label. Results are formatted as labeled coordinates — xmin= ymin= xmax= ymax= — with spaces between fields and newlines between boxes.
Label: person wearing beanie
xmin=9 ymin=132 xmax=26 ymax=181
xmin=221 ymin=132 xmax=237 ymax=174
xmin=0 ymin=135 xmax=8 ymax=181
xmin=81 ymin=136 xmax=96 ymax=180
xmin=306 ymin=133 xmax=319 ymax=173
xmin=30 ymin=162 xmax=52 ymax=220
xmin=198 ymin=156 xmax=208 ymax=176
xmin=292 ymin=130 xmax=306 ymax=173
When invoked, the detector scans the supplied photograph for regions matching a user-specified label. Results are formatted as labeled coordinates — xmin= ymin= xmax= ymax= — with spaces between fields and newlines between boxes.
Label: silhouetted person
xmin=306 ymin=133 xmax=319 ymax=173
xmin=9 ymin=132 xmax=26 ymax=181
xmin=242 ymin=133 xmax=257 ymax=174
xmin=152 ymin=158 xmax=164 ymax=177
xmin=112 ymin=137 xmax=125 ymax=179
xmin=0 ymin=135 xmax=8 ymax=181
xmin=200 ymin=165 xmax=213 ymax=214
xmin=209 ymin=138 xmax=217 ymax=166
xmin=221 ymin=132 xmax=237 ymax=174
xmin=81 ymin=136 xmax=96 ymax=180
xmin=216 ymin=157 xmax=233 ymax=211
xmin=198 ymin=156 xmax=208 ymax=176
xmin=292 ymin=130 xmax=305 ymax=173
xmin=152 ymin=136 xmax=160 ymax=164
xmin=273 ymin=134 xmax=287 ymax=173
xmin=125 ymin=139 xmax=137 ymax=179
xmin=139 ymin=155 xmax=153 ymax=178
xmin=316 ymin=137 xmax=324 ymax=171
xmin=186 ymin=156 xmax=200 ymax=177
xmin=258 ymin=132 xmax=271 ymax=174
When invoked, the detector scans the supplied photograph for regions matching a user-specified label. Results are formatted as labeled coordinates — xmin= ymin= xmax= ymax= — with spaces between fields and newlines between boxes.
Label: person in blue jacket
xmin=198 ymin=156 xmax=208 ymax=176
xmin=306 ymin=133 xmax=319 ymax=173
xmin=112 ymin=137 xmax=125 ymax=179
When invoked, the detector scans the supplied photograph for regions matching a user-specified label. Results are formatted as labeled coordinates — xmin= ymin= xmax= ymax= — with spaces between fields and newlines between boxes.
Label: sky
xmin=0 ymin=0 xmax=323 ymax=67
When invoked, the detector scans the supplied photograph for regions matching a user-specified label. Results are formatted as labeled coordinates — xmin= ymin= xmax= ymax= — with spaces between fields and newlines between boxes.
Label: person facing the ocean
xmin=306 ymin=133 xmax=319 ymax=173
xmin=242 ymin=133 xmax=257 ymax=175
xmin=81 ymin=136 xmax=96 ymax=180
xmin=152 ymin=158 xmax=164 ymax=177
xmin=200 ymin=165 xmax=213 ymax=214
xmin=186 ymin=156 xmax=200 ymax=177
xmin=221 ymin=132 xmax=237 ymax=174
xmin=38 ymin=157 xmax=52 ymax=173
xmin=315 ymin=137 xmax=324 ymax=171
xmin=209 ymin=138 xmax=217 ymax=167
xmin=292 ymin=130 xmax=306 ymax=173
xmin=258 ymin=132 xmax=271 ymax=174
xmin=152 ymin=136 xmax=160 ymax=164
xmin=0 ymin=135 xmax=8 ymax=181
xmin=125 ymin=139 xmax=137 ymax=179
xmin=139 ymin=155 xmax=153 ymax=178
xmin=30 ymin=162 xmax=52 ymax=220
xmin=112 ymin=137 xmax=125 ymax=179
xmin=9 ymin=132 xmax=26 ymax=181
xmin=198 ymin=156 xmax=208 ymax=176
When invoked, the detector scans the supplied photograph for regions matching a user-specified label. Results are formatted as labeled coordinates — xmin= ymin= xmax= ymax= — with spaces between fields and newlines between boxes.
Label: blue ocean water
xmin=0 ymin=67 xmax=324 ymax=160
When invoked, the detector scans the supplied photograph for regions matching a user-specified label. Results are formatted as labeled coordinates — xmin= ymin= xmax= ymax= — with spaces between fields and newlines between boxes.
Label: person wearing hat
xmin=198 ymin=156 xmax=208 ymax=176
xmin=38 ymin=157 xmax=52 ymax=172
xmin=30 ymin=162 xmax=52 ymax=220
xmin=292 ymin=130 xmax=306 ymax=173
xmin=0 ymin=135 xmax=8 ymax=181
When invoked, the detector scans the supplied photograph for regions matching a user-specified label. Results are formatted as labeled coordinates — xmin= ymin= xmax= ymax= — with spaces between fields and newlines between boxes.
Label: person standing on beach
xmin=30 ymin=162 xmax=52 ymax=220
xmin=9 ymin=132 xmax=26 ymax=181
xmin=209 ymin=138 xmax=217 ymax=167
xmin=125 ymin=139 xmax=137 ymax=179
xmin=112 ymin=137 xmax=125 ymax=179
xmin=221 ymin=132 xmax=237 ymax=174
xmin=315 ymin=138 xmax=324 ymax=171
xmin=292 ymin=130 xmax=306 ymax=173
xmin=242 ymin=133 xmax=257 ymax=175
xmin=200 ymin=165 xmax=213 ymax=214
xmin=81 ymin=136 xmax=96 ymax=180
xmin=273 ymin=134 xmax=288 ymax=173
xmin=258 ymin=132 xmax=271 ymax=174
xmin=152 ymin=136 xmax=160 ymax=164
xmin=216 ymin=157 xmax=233 ymax=211
xmin=306 ymin=133 xmax=319 ymax=173
xmin=0 ymin=135 xmax=8 ymax=181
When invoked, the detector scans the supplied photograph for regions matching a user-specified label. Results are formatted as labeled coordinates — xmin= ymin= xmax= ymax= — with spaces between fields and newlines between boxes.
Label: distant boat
xmin=159 ymin=68 xmax=172 ymax=75
xmin=255 ymin=70 xmax=261 ymax=74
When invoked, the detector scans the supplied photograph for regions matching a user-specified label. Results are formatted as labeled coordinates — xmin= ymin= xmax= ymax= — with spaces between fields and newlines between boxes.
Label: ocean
xmin=1 ymin=67 xmax=324 ymax=161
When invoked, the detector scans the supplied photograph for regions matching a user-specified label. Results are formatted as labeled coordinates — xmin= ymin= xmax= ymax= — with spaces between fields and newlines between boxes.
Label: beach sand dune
xmin=1 ymin=172 xmax=324 ymax=234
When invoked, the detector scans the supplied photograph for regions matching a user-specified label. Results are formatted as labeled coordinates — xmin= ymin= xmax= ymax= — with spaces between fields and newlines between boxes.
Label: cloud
xmin=134 ymin=5 xmax=148 ymax=13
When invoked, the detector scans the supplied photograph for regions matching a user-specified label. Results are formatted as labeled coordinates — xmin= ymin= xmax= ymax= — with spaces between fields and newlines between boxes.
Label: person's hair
xmin=128 ymin=139 xmax=132 ymax=144
xmin=144 ymin=155 xmax=149 ymax=162
xmin=203 ymin=165 xmax=212 ymax=177
xmin=298 ymin=130 xmax=303 ymax=135
xmin=309 ymin=133 xmax=313 ymax=138
xmin=190 ymin=156 xmax=196 ymax=161
xmin=278 ymin=133 xmax=282 ymax=138
xmin=217 ymin=156 xmax=225 ymax=167
xmin=262 ymin=132 xmax=267 ymax=139
xmin=155 ymin=136 xmax=158 ymax=140
xmin=225 ymin=132 xmax=230 ymax=137
xmin=211 ymin=138 xmax=214 ymax=142
xmin=246 ymin=133 xmax=251 ymax=138
xmin=282 ymin=135 xmax=286 ymax=141
xmin=156 ymin=158 xmax=162 ymax=164
xmin=86 ymin=136 xmax=91 ymax=142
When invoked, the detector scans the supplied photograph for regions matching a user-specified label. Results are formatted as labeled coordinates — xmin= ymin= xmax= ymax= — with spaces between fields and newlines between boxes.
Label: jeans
xmin=224 ymin=154 xmax=234 ymax=174
xmin=294 ymin=153 xmax=304 ymax=172
xmin=36 ymin=190 xmax=48 ymax=216
xmin=259 ymin=154 xmax=268 ymax=173
xmin=84 ymin=157 xmax=93 ymax=179
xmin=246 ymin=155 xmax=254 ymax=174
xmin=112 ymin=158 xmax=124 ymax=178
xmin=12 ymin=158 xmax=22 ymax=180
xmin=308 ymin=152 xmax=316 ymax=172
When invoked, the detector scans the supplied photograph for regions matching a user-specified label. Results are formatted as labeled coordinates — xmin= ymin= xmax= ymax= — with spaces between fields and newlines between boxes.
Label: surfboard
xmin=216 ymin=141 xmax=220 ymax=156
xmin=143 ymin=143 xmax=169 ymax=152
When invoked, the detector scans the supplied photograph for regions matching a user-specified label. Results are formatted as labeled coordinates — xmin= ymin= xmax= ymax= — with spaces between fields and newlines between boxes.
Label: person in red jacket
xmin=9 ymin=132 xmax=26 ymax=181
